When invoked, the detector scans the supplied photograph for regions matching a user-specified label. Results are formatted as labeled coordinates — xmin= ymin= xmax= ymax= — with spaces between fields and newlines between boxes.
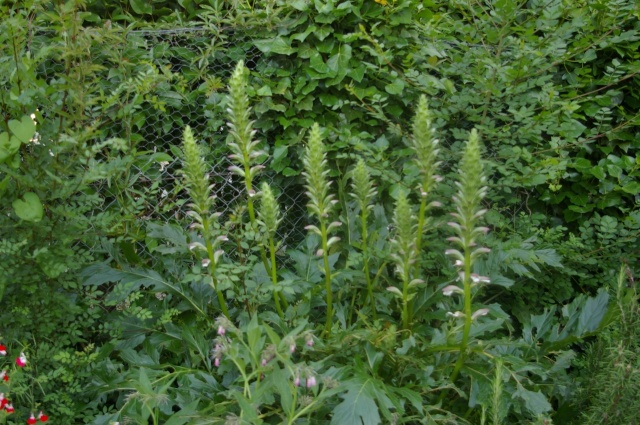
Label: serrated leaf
xmin=514 ymin=386 xmax=552 ymax=415
xmin=164 ymin=400 xmax=199 ymax=425
xmin=331 ymin=378 xmax=381 ymax=425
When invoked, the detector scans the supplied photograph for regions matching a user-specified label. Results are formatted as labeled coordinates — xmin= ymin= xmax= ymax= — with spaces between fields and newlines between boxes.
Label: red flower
xmin=0 ymin=370 xmax=8 ymax=381
xmin=0 ymin=393 xmax=6 ymax=408
xmin=4 ymin=403 xmax=14 ymax=413
xmin=16 ymin=352 xmax=27 ymax=367
xmin=27 ymin=414 xmax=37 ymax=424
xmin=0 ymin=344 xmax=6 ymax=356
xmin=38 ymin=411 xmax=49 ymax=422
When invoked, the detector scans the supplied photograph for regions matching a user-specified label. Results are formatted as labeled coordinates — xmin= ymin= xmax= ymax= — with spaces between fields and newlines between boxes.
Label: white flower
xmin=442 ymin=285 xmax=463 ymax=296
xmin=470 ymin=274 xmax=491 ymax=284
xmin=471 ymin=308 xmax=490 ymax=320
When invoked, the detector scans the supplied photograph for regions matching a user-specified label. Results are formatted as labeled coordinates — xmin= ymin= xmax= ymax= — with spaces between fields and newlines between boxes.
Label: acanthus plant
xmin=0 ymin=343 xmax=49 ymax=422
xmin=349 ymin=158 xmax=378 ymax=318
xmin=443 ymin=129 xmax=492 ymax=384
xmin=302 ymin=123 xmax=342 ymax=337
xmin=257 ymin=181 xmax=287 ymax=318
xmin=226 ymin=61 xmax=289 ymax=317
xmin=387 ymin=95 xmax=441 ymax=330
xmin=181 ymin=126 xmax=230 ymax=318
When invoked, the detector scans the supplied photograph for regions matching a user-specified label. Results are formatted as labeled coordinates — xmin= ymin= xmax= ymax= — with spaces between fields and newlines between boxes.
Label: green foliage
xmin=2 ymin=0 xmax=639 ymax=423
xmin=569 ymin=265 xmax=640 ymax=424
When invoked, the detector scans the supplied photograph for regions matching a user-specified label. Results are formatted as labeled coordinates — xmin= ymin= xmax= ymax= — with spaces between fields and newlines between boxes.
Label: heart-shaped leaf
xmin=8 ymin=115 xmax=36 ymax=144
xmin=12 ymin=192 xmax=44 ymax=222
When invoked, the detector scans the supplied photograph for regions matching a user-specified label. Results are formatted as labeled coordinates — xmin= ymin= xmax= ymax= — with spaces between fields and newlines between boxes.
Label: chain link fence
xmin=34 ymin=26 xmax=309 ymax=262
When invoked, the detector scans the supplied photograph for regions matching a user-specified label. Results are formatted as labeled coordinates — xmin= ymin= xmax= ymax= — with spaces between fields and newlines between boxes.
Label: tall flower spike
xmin=303 ymin=123 xmax=338 ymax=336
xmin=350 ymin=158 xmax=378 ymax=317
xmin=181 ymin=126 xmax=229 ymax=318
xmin=389 ymin=190 xmax=418 ymax=330
xmin=258 ymin=181 xmax=285 ymax=317
xmin=410 ymin=96 xmax=442 ymax=285
xmin=447 ymin=129 xmax=491 ymax=385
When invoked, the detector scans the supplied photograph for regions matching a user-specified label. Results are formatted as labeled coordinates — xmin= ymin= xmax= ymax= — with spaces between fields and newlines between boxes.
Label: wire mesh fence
xmin=32 ymin=26 xmax=309 ymax=262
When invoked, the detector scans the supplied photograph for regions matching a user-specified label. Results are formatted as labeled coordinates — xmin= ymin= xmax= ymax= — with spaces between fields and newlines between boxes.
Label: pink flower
xmin=217 ymin=325 xmax=226 ymax=336
xmin=214 ymin=357 xmax=220 ymax=367
xmin=294 ymin=376 xmax=300 ymax=387
xmin=305 ymin=335 xmax=314 ymax=348
xmin=306 ymin=376 xmax=317 ymax=388
xmin=16 ymin=352 xmax=27 ymax=367
xmin=289 ymin=343 xmax=296 ymax=354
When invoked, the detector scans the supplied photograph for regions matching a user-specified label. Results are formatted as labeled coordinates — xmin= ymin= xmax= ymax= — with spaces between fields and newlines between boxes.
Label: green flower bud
xmin=181 ymin=126 xmax=214 ymax=217
xmin=258 ymin=182 xmax=281 ymax=237
xmin=303 ymin=123 xmax=333 ymax=219
xmin=350 ymin=158 xmax=377 ymax=216
xmin=453 ymin=129 xmax=488 ymax=234
xmin=391 ymin=190 xmax=417 ymax=268
xmin=226 ymin=61 xmax=262 ymax=181
xmin=411 ymin=95 xmax=441 ymax=195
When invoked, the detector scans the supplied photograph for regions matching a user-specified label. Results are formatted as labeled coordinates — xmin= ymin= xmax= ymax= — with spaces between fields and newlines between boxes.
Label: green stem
xmin=203 ymin=220 xmax=229 ymax=318
xmin=402 ymin=261 xmax=411 ymax=330
xmin=288 ymin=387 xmax=326 ymax=424
xmin=269 ymin=236 xmax=284 ymax=318
xmin=449 ymin=245 xmax=473 ymax=384
xmin=415 ymin=196 xmax=428 ymax=269
xmin=320 ymin=220 xmax=333 ymax=337
xmin=361 ymin=209 xmax=376 ymax=319
xmin=287 ymin=378 xmax=299 ymax=424
xmin=245 ymin=175 xmax=287 ymax=313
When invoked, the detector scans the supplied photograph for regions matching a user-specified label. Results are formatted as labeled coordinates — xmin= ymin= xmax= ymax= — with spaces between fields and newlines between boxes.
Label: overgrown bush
xmin=81 ymin=62 xmax=611 ymax=424
xmin=1 ymin=0 xmax=638 ymax=423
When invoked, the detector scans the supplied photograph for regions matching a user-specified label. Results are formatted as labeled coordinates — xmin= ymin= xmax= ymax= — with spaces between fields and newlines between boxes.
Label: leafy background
xmin=0 ymin=0 xmax=638 ymax=423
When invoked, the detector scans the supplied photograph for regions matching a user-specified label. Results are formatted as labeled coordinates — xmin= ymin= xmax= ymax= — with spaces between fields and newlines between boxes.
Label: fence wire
xmin=34 ymin=27 xmax=309 ymax=263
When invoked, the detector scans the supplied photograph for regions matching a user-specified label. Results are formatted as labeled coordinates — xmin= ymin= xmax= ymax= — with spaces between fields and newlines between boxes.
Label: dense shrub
xmin=1 ymin=0 xmax=638 ymax=423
